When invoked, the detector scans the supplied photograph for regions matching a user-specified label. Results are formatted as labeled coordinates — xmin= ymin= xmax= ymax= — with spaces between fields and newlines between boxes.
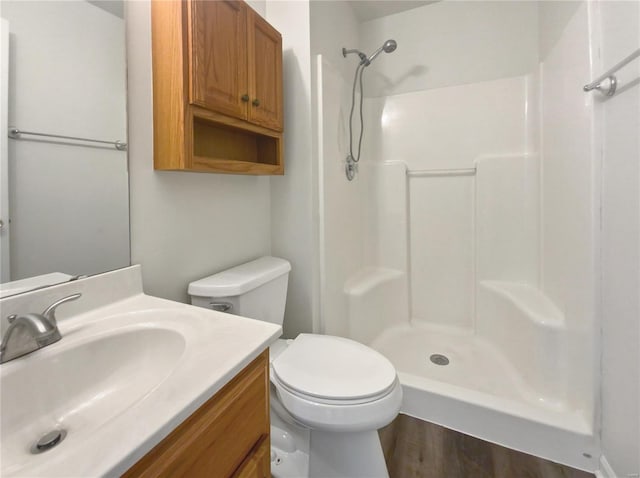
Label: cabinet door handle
xmin=252 ymin=98 xmax=260 ymax=107
xmin=241 ymin=94 xmax=250 ymax=102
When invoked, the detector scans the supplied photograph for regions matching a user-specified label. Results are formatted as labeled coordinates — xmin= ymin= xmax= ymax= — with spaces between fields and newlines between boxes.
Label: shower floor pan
xmin=370 ymin=323 xmax=597 ymax=472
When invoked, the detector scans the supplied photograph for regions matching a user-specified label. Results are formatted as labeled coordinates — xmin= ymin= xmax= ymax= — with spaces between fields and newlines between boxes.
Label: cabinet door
xmin=122 ymin=351 xmax=269 ymax=478
xmin=247 ymin=9 xmax=283 ymax=132
xmin=189 ymin=0 xmax=248 ymax=120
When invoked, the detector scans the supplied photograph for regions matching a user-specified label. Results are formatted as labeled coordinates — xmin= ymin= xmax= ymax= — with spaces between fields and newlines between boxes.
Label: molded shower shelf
xmin=344 ymin=267 xmax=403 ymax=296
xmin=480 ymin=281 xmax=565 ymax=328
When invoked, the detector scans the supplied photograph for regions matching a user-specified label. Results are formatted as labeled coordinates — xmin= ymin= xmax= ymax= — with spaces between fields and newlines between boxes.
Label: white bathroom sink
xmin=1 ymin=325 xmax=185 ymax=472
xmin=0 ymin=293 xmax=281 ymax=477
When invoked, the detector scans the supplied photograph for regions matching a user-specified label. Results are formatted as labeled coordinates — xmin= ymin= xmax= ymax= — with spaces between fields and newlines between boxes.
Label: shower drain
xmin=430 ymin=354 xmax=450 ymax=366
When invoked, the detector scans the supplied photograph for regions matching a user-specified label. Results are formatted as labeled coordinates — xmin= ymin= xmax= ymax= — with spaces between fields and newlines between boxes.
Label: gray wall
xmin=267 ymin=0 xmax=317 ymax=338
xmin=599 ymin=1 xmax=640 ymax=476
xmin=126 ymin=0 xmax=272 ymax=303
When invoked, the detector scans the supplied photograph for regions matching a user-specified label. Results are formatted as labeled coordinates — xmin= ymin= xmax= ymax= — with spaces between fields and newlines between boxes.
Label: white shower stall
xmin=313 ymin=1 xmax=607 ymax=471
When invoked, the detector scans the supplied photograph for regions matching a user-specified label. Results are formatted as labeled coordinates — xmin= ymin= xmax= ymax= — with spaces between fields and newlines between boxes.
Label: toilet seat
xmin=272 ymin=334 xmax=398 ymax=402
xmin=271 ymin=334 xmax=403 ymax=432
xmin=272 ymin=375 xmax=396 ymax=405
xmin=272 ymin=372 xmax=402 ymax=432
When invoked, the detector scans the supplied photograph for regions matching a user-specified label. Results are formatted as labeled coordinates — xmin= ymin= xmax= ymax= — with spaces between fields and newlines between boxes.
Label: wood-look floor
xmin=378 ymin=415 xmax=594 ymax=478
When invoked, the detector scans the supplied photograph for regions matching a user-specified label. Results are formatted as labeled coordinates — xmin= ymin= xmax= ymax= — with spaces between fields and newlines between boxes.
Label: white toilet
xmin=188 ymin=256 xmax=402 ymax=478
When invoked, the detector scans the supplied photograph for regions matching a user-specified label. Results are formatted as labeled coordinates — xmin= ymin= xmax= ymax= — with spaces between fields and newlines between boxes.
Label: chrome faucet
xmin=0 ymin=293 xmax=81 ymax=364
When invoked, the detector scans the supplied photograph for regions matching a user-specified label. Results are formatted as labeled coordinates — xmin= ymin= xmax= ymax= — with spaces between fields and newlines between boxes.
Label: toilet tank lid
xmin=188 ymin=256 xmax=291 ymax=297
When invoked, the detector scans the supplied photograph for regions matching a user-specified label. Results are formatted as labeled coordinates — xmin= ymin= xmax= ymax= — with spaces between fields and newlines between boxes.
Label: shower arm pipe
xmin=342 ymin=48 xmax=368 ymax=64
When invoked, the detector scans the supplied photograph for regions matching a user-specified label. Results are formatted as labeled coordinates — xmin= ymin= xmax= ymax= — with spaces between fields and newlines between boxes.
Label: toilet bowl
xmin=271 ymin=334 xmax=402 ymax=431
xmin=189 ymin=256 xmax=402 ymax=477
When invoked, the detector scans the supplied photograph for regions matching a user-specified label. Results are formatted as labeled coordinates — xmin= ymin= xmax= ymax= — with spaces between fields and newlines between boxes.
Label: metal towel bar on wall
xmin=583 ymin=48 xmax=640 ymax=97
xmin=8 ymin=127 xmax=127 ymax=151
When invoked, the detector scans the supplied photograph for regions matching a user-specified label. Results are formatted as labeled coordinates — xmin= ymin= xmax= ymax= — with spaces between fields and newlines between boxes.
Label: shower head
xmin=365 ymin=39 xmax=397 ymax=65
xmin=341 ymin=38 xmax=397 ymax=180
xmin=383 ymin=39 xmax=398 ymax=53
xmin=342 ymin=39 xmax=398 ymax=67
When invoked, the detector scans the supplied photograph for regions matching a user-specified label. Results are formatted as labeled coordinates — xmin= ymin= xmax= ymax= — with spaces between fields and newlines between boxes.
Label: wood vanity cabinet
xmin=152 ymin=0 xmax=284 ymax=175
xmin=123 ymin=350 xmax=270 ymax=478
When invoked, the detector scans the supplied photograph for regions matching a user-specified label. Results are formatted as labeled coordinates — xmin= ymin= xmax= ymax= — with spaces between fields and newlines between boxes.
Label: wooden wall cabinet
xmin=152 ymin=0 xmax=284 ymax=175
xmin=123 ymin=351 xmax=270 ymax=478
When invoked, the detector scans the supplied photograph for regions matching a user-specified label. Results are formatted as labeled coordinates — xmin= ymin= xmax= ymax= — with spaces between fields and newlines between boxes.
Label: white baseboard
xmin=596 ymin=455 xmax=618 ymax=478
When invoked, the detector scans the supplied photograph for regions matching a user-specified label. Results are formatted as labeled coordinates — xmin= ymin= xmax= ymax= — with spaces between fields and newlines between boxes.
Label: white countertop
xmin=1 ymin=287 xmax=281 ymax=477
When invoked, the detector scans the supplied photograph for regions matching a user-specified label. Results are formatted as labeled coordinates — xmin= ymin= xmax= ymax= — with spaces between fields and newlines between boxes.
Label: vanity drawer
xmin=123 ymin=350 xmax=269 ymax=478
xmin=232 ymin=436 xmax=270 ymax=478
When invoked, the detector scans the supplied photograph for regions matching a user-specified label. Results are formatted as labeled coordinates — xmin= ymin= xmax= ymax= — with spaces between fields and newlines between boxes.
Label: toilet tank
xmin=188 ymin=256 xmax=291 ymax=326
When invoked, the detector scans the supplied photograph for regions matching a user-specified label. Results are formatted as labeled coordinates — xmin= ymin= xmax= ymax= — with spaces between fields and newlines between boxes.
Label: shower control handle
xmin=252 ymin=98 xmax=260 ymax=107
